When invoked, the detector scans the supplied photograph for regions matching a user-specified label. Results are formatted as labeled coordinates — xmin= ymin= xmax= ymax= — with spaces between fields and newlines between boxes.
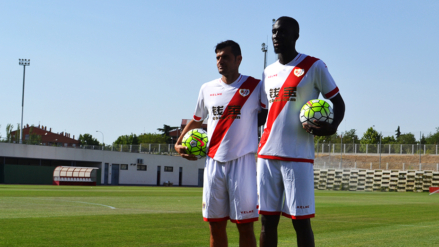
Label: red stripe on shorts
xmin=258 ymin=56 xmax=319 ymax=154
xmin=257 ymin=155 xmax=314 ymax=164
xmin=282 ymin=212 xmax=315 ymax=219
xmin=207 ymin=77 xmax=260 ymax=158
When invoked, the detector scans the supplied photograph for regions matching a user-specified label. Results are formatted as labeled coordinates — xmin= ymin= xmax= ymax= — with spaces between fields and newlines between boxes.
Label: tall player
xmin=175 ymin=40 xmax=268 ymax=247
xmin=257 ymin=17 xmax=345 ymax=247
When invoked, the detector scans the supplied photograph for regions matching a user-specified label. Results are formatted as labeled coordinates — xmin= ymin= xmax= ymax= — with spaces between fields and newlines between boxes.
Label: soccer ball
xmin=299 ymin=99 xmax=334 ymax=126
xmin=182 ymin=129 xmax=208 ymax=159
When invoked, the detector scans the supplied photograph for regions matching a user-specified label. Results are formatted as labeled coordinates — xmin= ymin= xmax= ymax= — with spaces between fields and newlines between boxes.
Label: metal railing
xmin=0 ymin=139 xmax=179 ymax=155
xmin=315 ymin=143 xmax=439 ymax=155
xmin=2 ymin=140 xmax=438 ymax=170
xmin=313 ymin=160 xmax=439 ymax=171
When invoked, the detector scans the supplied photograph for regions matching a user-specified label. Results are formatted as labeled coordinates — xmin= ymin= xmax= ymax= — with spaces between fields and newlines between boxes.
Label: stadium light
xmin=18 ymin=59 xmax=30 ymax=144
xmin=261 ymin=43 xmax=268 ymax=69
xmin=96 ymin=130 xmax=104 ymax=146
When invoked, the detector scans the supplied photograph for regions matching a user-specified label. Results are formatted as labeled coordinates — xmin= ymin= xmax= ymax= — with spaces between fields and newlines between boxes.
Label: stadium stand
xmin=313 ymin=168 xmax=439 ymax=193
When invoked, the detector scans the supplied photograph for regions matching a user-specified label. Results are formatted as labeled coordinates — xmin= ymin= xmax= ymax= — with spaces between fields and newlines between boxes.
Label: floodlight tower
xmin=261 ymin=43 xmax=268 ymax=69
xmin=18 ymin=59 xmax=30 ymax=144
xmin=259 ymin=43 xmax=268 ymax=139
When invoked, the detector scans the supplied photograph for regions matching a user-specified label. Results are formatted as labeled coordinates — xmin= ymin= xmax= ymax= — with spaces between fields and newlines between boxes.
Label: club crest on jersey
xmin=239 ymin=89 xmax=250 ymax=97
xmin=294 ymin=68 xmax=305 ymax=77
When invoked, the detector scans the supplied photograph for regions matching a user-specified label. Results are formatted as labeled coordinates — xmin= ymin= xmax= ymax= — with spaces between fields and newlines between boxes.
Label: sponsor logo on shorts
xmin=241 ymin=210 xmax=254 ymax=214
xmin=202 ymin=203 xmax=206 ymax=210
xmin=256 ymin=205 xmax=259 ymax=209
xmin=296 ymin=205 xmax=309 ymax=209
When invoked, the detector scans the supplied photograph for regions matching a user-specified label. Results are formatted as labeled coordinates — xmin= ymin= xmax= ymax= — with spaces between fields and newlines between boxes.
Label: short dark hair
xmin=276 ymin=16 xmax=300 ymax=34
xmin=215 ymin=40 xmax=241 ymax=57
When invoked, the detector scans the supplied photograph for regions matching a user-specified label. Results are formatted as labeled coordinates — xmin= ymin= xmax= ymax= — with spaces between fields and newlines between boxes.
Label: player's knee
xmin=209 ymin=221 xmax=227 ymax=232
xmin=292 ymin=218 xmax=312 ymax=233
xmin=236 ymin=222 xmax=254 ymax=234
xmin=261 ymin=215 xmax=280 ymax=230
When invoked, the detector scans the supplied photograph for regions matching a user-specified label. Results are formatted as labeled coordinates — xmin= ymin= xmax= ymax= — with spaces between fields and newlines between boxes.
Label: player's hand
xmin=302 ymin=120 xmax=337 ymax=136
xmin=174 ymin=144 xmax=198 ymax=161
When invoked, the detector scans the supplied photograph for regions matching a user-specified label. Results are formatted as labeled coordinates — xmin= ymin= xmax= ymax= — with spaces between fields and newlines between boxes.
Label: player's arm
xmin=174 ymin=120 xmax=203 ymax=161
xmin=258 ymin=109 xmax=268 ymax=127
xmin=304 ymin=94 xmax=345 ymax=136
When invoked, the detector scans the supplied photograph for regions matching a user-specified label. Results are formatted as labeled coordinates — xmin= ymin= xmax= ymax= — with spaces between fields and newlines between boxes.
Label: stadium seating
xmin=313 ymin=168 xmax=437 ymax=193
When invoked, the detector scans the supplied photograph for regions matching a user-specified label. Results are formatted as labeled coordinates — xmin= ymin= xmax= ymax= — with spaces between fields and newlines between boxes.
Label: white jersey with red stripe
xmin=258 ymin=53 xmax=339 ymax=162
xmin=193 ymin=74 xmax=267 ymax=162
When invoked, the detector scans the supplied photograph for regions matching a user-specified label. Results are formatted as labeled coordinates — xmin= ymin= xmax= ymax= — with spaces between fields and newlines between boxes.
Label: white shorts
xmin=257 ymin=158 xmax=315 ymax=219
xmin=202 ymin=153 xmax=259 ymax=224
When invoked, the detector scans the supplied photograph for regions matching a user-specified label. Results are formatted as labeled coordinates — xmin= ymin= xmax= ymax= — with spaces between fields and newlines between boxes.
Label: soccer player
xmin=257 ymin=17 xmax=345 ymax=247
xmin=175 ymin=40 xmax=268 ymax=247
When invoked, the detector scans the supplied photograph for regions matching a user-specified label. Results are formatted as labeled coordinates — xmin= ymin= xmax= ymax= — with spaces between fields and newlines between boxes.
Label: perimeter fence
xmin=314 ymin=143 xmax=439 ymax=171
xmin=315 ymin=143 xmax=439 ymax=155
xmin=2 ymin=140 xmax=439 ymax=171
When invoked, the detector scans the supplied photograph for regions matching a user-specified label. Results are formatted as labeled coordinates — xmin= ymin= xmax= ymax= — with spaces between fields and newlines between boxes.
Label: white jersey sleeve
xmin=314 ymin=60 xmax=339 ymax=100
xmin=260 ymin=72 xmax=268 ymax=110
xmin=193 ymin=84 xmax=208 ymax=122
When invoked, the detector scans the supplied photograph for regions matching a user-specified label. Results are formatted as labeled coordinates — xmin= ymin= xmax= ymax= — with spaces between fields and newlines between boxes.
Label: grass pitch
xmin=0 ymin=185 xmax=438 ymax=246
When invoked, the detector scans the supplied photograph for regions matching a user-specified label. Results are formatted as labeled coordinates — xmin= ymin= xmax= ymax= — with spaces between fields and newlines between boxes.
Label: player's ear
xmin=235 ymin=55 xmax=242 ymax=65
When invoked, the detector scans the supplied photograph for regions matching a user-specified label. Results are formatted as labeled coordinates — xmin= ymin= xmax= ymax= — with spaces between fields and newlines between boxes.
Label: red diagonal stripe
xmin=258 ymin=56 xmax=319 ymax=154
xmin=208 ymin=77 xmax=260 ymax=158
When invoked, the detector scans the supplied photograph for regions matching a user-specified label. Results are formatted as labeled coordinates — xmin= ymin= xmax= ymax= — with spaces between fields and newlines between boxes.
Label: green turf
xmin=0 ymin=185 xmax=438 ymax=246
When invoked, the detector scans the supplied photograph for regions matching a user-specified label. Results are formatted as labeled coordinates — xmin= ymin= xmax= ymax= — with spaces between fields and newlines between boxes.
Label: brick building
xmin=10 ymin=124 xmax=80 ymax=147
xmin=169 ymin=119 xmax=208 ymax=143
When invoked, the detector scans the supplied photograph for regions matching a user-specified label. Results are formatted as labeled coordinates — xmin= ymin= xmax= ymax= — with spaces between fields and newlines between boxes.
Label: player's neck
xmin=221 ymin=72 xmax=240 ymax=85
xmin=278 ymin=50 xmax=298 ymax=65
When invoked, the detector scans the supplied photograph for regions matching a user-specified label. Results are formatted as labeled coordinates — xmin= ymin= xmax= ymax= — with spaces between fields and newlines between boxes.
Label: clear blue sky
xmin=1 ymin=0 xmax=438 ymax=143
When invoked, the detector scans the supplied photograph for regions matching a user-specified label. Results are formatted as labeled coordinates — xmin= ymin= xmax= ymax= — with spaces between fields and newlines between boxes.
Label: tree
xmin=341 ymin=129 xmax=358 ymax=144
xmin=420 ymin=133 xmax=426 ymax=144
xmin=381 ymin=135 xmax=396 ymax=144
xmin=138 ymin=133 xmax=168 ymax=144
xmin=113 ymin=133 xmax=139 ymax=145
xmin=157 ymin=124 xmax=179 ymax=144
xmin=395 ymin=126 xmax=401 ymax=139
xmin=157 ymin=124 xmax=179 ymax=136
xmin=5 ymin=124 xmax=13 ymax=143
xmin=78 ymin=134 xmax=100 ymax=145
xmin=397 ymin=133 xmax=416 ymax=144
xmin=360 ymin=127 xmax=382 ymax=144
xmin=425 ymin=127 xmax=439 ymax=144
xmin=28 ymin=125 xmax=42 ymax=144
xmin=14 ymin=124 xmax=20 ymax=143
xmin=314 ymin=132 xmax=339 ymax=144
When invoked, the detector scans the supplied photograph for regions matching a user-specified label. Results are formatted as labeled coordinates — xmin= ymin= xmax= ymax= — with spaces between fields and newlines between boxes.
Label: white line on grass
xmin=29 ymin=198 xmax=117 ymax=209
xmin=72 ymin=201 xmax=116 ymax=209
